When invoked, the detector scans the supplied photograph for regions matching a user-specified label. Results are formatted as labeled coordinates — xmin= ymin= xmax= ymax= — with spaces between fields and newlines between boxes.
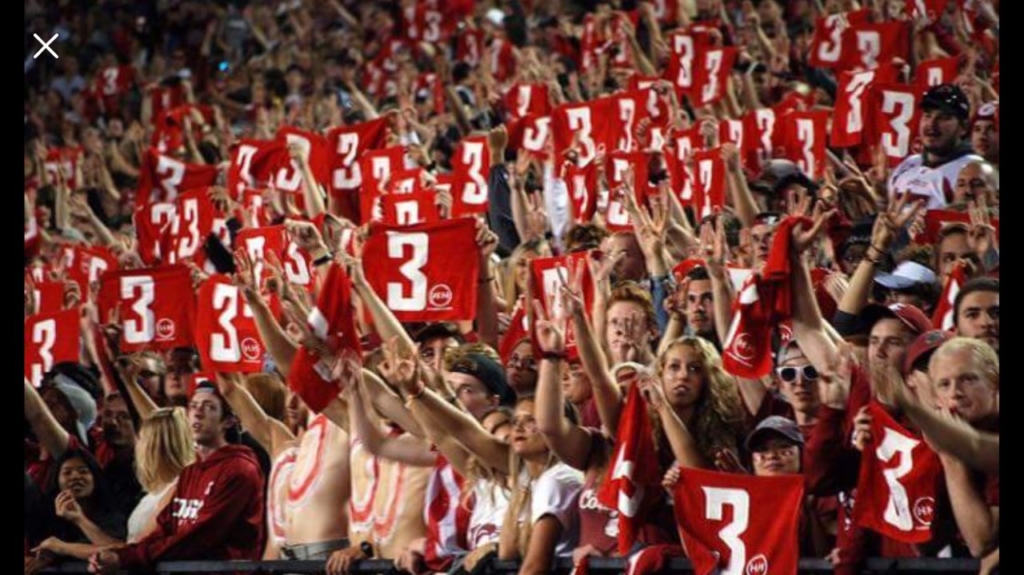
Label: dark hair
xmin=953 ymin=277 xmax=999 ymax=326
xmin=686 ymin=266 xmax=711 ymax=282
xmin=452 ymin=62 xmax=472 ymax=84
xmin=564 ymin=223 xmax=609 ymax=253
xmin=44 ymin=449 xmax=118 ymax=518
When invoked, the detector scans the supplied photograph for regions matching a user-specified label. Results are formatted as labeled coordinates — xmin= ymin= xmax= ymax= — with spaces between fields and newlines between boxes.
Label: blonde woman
xmin=31 ymin=408 xmax=195 ymax=561
xmin=127 ymin=408 xmax=196 ymax=543
xmin=499 ymin=240 xmax=546 ymax=311
xmin=389 ymin=344 xmax=584 ymax=575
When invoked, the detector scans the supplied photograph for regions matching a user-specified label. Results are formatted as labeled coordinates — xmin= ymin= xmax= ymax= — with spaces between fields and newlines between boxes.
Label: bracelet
xmin=478 ymin=276 xmax=495 ymax=283
xmin=312 ymin=252 xmax=333 ymax=266
xmin=540 ymin=351 xmax=568 ymax=361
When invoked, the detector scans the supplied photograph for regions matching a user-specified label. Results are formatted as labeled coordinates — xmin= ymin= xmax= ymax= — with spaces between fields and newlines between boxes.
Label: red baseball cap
xmin=903 ymin=330 xmax=953 ymax=375
xmin=861 ymin=303 xmax=932 ymax=337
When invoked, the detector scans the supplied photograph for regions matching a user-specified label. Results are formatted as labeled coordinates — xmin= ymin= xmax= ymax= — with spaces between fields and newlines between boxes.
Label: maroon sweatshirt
xmin=117 ymin=444 xmax=265 ymax=570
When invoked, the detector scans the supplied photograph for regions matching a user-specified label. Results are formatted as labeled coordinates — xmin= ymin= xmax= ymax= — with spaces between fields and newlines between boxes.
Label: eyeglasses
xmin=776 ymin=365 xmax=819 ymax=383
xmin=139 ymin=370 xmax=164 ymax=379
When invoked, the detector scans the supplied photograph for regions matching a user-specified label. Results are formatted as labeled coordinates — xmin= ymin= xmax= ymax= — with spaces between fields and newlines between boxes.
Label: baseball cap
xmin=450 ymin=352 xmax=516 ymax=406
xmin=903 ymin=330 xmax=953 ymax=375
xmin=411 ymin=322 xmax=465 ymax=345
xmin=860 ymin=303 xmax=932 ymax=336
xmin=971 ymin=101 xmax=998 ymax=128
xmin=752 ymin=159 xmax=817 ymax=195
xmin=745 ymin=416 xmax=805 ymax=452
xmin=48 ymin=375 xmax=98 ymax=444
xmin=485 ymin=8 xmax=505 ymax=26
xmin=921 ymin=84 xmax=971 ymax=121
xmin=874 ymin=261 xmax=938 ymax=290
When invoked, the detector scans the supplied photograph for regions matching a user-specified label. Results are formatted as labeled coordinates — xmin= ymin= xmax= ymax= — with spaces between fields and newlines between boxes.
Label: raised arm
xmin=215 ymin=372 xmax=294 ymax=456
xmin=638 ymin=376 xmax=708 ymax=469
xmin=569 ymin=264 xmax=623 ymax=436
xmin=533 ymin=299 xmax=597 ymax=471
xmin=24 ymin=378 xmax=70 ymax=458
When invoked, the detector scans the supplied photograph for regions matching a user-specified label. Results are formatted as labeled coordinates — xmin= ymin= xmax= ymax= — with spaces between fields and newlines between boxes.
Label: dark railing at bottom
xmin=40 ymin=557 xmax=990 ymax=574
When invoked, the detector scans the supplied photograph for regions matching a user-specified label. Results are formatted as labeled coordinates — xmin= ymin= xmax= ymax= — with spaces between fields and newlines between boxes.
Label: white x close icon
xmin=33 ymin=33 xmax=59 ymax=59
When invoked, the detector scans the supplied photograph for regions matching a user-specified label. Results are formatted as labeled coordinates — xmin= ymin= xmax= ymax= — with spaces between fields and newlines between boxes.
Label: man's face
xmin=450 ymin=373 xmax=497 ymax=420
xmin=188 ymin=392 xmax=229 ymax=447
xmin=101 ymin=396 xmax=136 ymax=449
xmin=685 ymin=279 xmax=715 ymax=336
xmin=777 ymin=348 xmax=820 ymax=415
xmin=868 ymin=318 xmax=913 ymax=370
xmin=752 ymin=437 xmax=801 ymax=476
xmin=971 ymin=120 xmax=998 ymax=159
xmin=954 ymin=163 xmax=995 ymax=205
xmin=886 ymin=289 xmax=926 ymax=311
xmin=506 ymin=341 xmax=538 ymax=396
xmin=751 ymin=223 xmax=774 ymax=265
xmin=606 ymin=301 xmax=651 ymax=353
xmin=957 ymin=291 xmax=999 ymax=351
xmin=420 ymin=336 xmax=460 ymax=374
xmin=41 ymin=388 xmax=75 ymax=433
xmin=930 ymin=349 xmax=998 ymax=423
xmin=605 ymin=234 xmax=646 ymax=282
xmin=920 ymin=108 xmax=963 ymax=156
xmin=936 ymin=232 xmax=973 ymax=285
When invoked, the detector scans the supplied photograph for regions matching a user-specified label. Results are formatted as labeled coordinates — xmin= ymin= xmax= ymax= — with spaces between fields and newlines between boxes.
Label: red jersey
xmin=116 ymin=445 xmax=265 ymax=569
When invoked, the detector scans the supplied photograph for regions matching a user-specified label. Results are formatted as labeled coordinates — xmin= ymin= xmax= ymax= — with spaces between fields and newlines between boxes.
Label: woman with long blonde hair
xmin=129 ymin=407 xmax=196 ymax=543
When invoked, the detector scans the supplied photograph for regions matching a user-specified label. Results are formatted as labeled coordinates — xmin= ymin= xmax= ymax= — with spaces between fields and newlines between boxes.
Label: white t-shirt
xmin=519 ymin=463 xmax=584 ymax=557
xmin=468 ymin=479 xmax=509 ymax=550
xmin=127 ymin=481 xmax=176 ymax=543
xmin=887 ymin=150 xmax=984 ymax=209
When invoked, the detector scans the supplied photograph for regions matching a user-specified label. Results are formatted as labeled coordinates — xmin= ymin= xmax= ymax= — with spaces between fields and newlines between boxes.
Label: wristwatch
xmin=360 ymin=541 xmax=375 ymax=559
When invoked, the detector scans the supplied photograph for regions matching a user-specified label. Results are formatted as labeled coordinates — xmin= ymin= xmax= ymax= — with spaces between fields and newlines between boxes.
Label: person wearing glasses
xmin=774 ymin=342 xmax=822 ymax=437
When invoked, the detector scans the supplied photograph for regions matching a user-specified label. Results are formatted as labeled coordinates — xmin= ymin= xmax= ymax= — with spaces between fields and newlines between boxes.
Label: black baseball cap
xmin=921 ymin=84 xmax=971 ymax=121
xmin=746 ymin=416 xmax=805 ymax=452
xmin=450 ymin=353 xmax=516 ymax=407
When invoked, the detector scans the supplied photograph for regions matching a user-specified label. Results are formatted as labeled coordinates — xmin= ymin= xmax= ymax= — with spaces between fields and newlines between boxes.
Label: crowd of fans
xmin=23 ymin=0 xmax=999 ymax=574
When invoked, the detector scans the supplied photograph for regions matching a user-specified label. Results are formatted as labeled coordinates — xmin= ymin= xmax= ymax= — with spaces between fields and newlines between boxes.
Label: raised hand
xmin=55 ymin=490 xmax=84 ymax=523
xmin=819 ymin=341 xmax=853 ymax=410
xmin=792 ymin=201 xmax=838 ymax=254
xmin=532 ymin=299 xmax=565 ymax=354
xmin=870 ymin=192 xmax=923 ymax=251
xmin=379 ymin=337 xmax=420 ymax=396
xmin=966 ymin=196 xmax=997 ymax=258
xmin=474 ymin=219 xmax=499 ymax=258
xmin=285 ymin=220 xmax=329 ymax=258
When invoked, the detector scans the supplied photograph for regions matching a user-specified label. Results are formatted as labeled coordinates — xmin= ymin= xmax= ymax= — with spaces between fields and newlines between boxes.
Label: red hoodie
xmin=116 ymin=445 xmax=265 ymax=570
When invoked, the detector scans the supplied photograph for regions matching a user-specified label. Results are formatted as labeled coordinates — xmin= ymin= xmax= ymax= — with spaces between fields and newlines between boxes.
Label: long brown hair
xmin=653 ymin=336 xmax=748 ymax=462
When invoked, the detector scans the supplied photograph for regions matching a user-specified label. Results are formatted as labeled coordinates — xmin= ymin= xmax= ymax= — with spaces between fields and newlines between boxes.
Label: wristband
xmin=540 ymin=351 xmax=567 ymax=361
xmin=312 ymin=252 xmax=333 ymax=267
xmin=478 ymin=277 xmax=495 ymax=283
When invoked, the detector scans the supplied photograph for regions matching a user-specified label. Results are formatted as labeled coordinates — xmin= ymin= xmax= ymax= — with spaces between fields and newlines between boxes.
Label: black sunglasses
xmin=776 ymin=365 xmax=818 ymax=383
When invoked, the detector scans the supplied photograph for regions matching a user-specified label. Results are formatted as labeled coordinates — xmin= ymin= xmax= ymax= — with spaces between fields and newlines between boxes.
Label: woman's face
xmin=561 ymin=361 xmax=593 ymax=405
xmin=660 ymin=344 xmax=706 ymax=410
xmin=751 ymin=438 xmax=801 ymax=476
xmin=481 ymin=410 xmax=512 ymax=443
xmin=514 ymin=251 xmax=536 ymax=292
xmin=509 ymin=400 xmax=546 ymax=457
xmin=58 ymin=457 xmax=95 ymax=499
xmin=506 ymin=341 xmax=538 ymax=395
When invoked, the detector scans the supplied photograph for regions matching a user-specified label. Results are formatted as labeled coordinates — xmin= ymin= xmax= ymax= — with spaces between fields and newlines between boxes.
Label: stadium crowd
xmin=23 ymin=0 xmax=999 ymax=573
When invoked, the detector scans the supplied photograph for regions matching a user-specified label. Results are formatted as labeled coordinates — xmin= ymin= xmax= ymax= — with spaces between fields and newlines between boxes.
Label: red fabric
xmin=359 ymin=146 xmax=407 ymax=224
xmin=808 ymin=10 xmax=870 ymax=69
xmin=195 ymin=276 xmax=266 ymax=373
xmin=552 ymin=97 xmax=617 ymax=167
xmin=840 ymin=21 xmax=910 ymax=71
xmin=915 ymin=57 xmax=959 ymax=87
xmin=165 ymin=188 xmax=229 ymax=270
xmin=68 ymin=245 xmax=119 ymax=297
xmin=287 ymin=263 xmax=362 ymax=413
xmin=718 ymin=119 xmax=745 ymax=164
xmin=693 ymin=47 xmax=737 ymax=106
xmin=853 ymin=401 xmax=942 ymax=543
xmin=742 ymin=104 xmax=780 ymax=172
xmin=499 ymin=298 xmax=530 ymax=365
xmin=781 ymin=110 xmax=828 ymax=180
xmin=870 ymin=83 xmax=924 ymax=167
xmin=932 ymin=262 xmax=968 ymax=331
xmin=327 ymin=116 xmax=391 ymax=207
xmin=380 ymin=192 xmax=441 ymax=226
xmin=361 ymin=218 xmax=480 ymax=322
xmin=134 ymin=202 xmax=178 ymax=265
xmin=227 ymin=139 xmax=290 ymax=199
xmin=240 ymin=189 xmax=272 ymax=228
xmin=150 ymin=85 xmax=186 ymax=125
xmin=25 ymin=308 xmax=81 ymax=387
xmin=663 ymin=30 xmax=710 ymax=99
xmin=566 ymin=160 xmax=599 ymax=223
xmin=908 ymin=0 xmax=950 ymax=21
xmin=451 ymin=136 xmax=491 ymax=217
xmin=673 ymin=467 xmax=804 ymax=575
xmin=608 ymin=91 xmax=651 ymax=153
xmin=597 ymin=383 xmax=662 ymax=555
xmin=273 ymin=127 xmax=331 ymax=196
xmin=28 ymin=279 xmax=64 ymax=316
xmin=831 ymin=66 xmax=898 ymax=148
xmin=722 ymin=217 xmax=806 ymax=378
xmin=692 ymin=148 xmax=725 ymax=222
xmin=505 ymin=84 xmax=551 ymax=120
xmin=625 ymin=544 xmax=686 ymax=575
xmin=97 ymin=266 xmax=196 ymax=352
xmin=508 ymin=114 xmax=553 ymax=160
xmin=116 ymin=445 xmax=264 ymax=569
xmin=235 ymin=225 xmax=314 ymax=289
xmin=44 ymin=147 xmax=83 ymax=190
xmin=422 ymin=456 xmax=470 ymax=571
xmin=137 ymin=149 xmax=219 ymax=207
xmin=920 ymin=210 xmax=999 ymax=244
xmin=528 ymin=252 xmax=595 ymax=362
xmin=604 ymin=151 xmax=653 ymax=232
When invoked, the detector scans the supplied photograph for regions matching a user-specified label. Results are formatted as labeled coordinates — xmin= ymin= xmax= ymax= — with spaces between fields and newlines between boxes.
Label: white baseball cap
xmin=874 ymin=261 xmax=937 ymax=290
